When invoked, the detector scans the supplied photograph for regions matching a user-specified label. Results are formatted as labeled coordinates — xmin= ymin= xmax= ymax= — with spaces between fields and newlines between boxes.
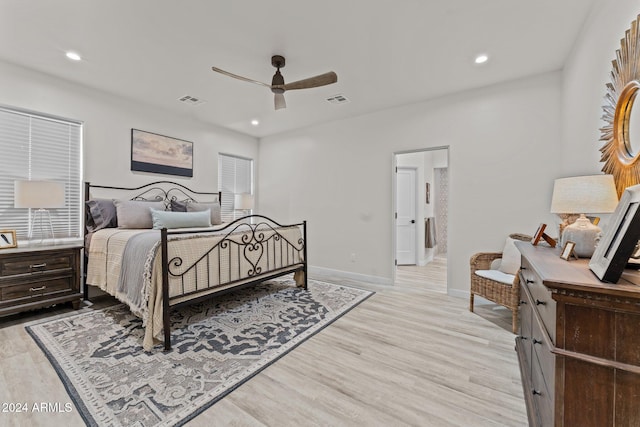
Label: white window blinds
xmin=0 ymin=106 xmax=82 ymax=241
xmin=218 ymin=153 xmax=253 ymax=221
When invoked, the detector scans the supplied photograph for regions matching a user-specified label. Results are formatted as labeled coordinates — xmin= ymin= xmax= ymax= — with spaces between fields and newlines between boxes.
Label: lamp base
xmin=28 ymin=209 xmax=55 ymax=244
xmin=561 ymin=214 xmax=600 ymax=258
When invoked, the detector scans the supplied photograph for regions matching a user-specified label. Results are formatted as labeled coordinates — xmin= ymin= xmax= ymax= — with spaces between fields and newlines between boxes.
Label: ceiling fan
xmin=212 ymin=55 xmax=337 ymax=110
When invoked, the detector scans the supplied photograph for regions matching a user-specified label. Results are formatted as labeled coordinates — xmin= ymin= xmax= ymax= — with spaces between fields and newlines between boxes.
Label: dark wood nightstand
xmin=0 ymin=242 xmax=83 ymax=317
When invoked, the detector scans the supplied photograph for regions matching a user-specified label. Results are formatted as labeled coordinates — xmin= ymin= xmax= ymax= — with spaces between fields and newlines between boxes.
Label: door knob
xmin=410 ymin=220 xmax=415 ymax=223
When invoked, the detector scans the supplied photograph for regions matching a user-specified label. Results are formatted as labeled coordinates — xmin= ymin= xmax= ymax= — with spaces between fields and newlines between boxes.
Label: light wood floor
xmin=0 ymin=257 xmax=527 ymax=426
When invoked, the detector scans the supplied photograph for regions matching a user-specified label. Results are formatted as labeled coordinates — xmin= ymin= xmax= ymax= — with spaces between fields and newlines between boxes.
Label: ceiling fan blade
xmin=282 ymin=71 xmax=338 ymax=91
xmin=274 ymin=93 xmax=287 ymax=110
xmin=211 ymin=66 xmax=271 ymax=88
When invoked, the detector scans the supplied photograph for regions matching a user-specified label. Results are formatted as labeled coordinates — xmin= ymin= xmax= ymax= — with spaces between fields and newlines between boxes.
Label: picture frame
xmin=531 ymin=223 xmax=556 ymax=247
xmin=0 ymin=230 xmax=17 ymax=249
xmin=590 ymin=184 xmax=640 ymax=283
xmin=531 ymin=223 xmax=546 ymax=245
xmin=560 ymin=241 xmax=577 ymax=260
xmin=131 ymin=129 xmax=193 ymax=177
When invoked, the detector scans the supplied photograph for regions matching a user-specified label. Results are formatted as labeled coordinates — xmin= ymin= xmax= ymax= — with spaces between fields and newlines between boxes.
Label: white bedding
xmin=87 ymin=223 xmax=305 ymax=350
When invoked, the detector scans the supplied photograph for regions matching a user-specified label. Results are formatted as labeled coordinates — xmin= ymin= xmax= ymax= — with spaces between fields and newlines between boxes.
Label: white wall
xmin=0 ymin=60 xmax=258 ymax=193
xmin=561 ymin=0 xmax=638 ymax=177
xmin=259 ymin=72 xmax=562 ymax=293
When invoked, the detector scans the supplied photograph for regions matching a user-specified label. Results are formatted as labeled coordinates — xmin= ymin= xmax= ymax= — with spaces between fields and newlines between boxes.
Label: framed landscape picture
xmin=131 ymin=129 xmax=193 ymax=177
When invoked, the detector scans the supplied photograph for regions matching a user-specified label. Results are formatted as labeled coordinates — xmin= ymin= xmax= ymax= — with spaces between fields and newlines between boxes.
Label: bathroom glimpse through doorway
xmin=393 ymin=147 xmax=449 ymax=288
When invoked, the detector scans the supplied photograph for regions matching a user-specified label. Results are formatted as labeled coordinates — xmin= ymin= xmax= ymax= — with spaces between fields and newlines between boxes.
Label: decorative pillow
xmin=498 ymin=237 xmax=521 ymax=275
xmin=113 ymin=200 xmax=166 ymax=229
xmin=151 ymin=208 xmax=212 ymax=229
xmin=170 ymin=199 xmax=188 ymax=212
xmin=170 ymin=200 xmax=222 ymax=225
xmin=85 ymin=198 xmax=118 ymax=232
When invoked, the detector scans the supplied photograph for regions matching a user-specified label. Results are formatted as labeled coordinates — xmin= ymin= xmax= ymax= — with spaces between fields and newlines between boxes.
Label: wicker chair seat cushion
xmin=474 ymin=269 xmax=516 ymax=285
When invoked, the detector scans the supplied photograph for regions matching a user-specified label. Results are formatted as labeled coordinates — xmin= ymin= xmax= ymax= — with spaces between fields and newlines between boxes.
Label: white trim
xmin=448 ymin=288 xmax=494 ymax=306
xmin=308 ymin=266 xmax=393 ymax=286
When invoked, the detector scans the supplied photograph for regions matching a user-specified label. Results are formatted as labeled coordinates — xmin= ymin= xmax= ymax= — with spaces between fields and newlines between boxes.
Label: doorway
xmin=393 ymin=148 xmax=449 ymax=284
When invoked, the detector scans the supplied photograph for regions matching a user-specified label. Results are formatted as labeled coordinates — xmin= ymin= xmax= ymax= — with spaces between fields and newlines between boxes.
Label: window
xmin=0 ymin=106 xmax=82 ymax=241
xmin=218 ymin=153 xmax=253 ymax=221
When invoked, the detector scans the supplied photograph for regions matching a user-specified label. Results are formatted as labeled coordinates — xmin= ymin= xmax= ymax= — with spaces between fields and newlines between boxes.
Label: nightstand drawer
xmin=1 ymin=276 xmax=72 ymax=301
xmin=0 ymin=252 xmax=73 ymax=277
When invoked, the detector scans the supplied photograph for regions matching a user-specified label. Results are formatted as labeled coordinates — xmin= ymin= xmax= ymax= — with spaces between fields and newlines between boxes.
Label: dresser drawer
xmin=0 ymin=252 xmax=73 ymax=277
xmin=521 ymin=259 xmax=556 ymax=343
xmin=519 ymin=282 xmax=534 ymax=376
xmin=1 ymin=276 xmax=73 ymax=301
xmin=531 ymin=305 xmax=555 ymax=400
xmin=531 ymin=351 xmax=554 ymax=427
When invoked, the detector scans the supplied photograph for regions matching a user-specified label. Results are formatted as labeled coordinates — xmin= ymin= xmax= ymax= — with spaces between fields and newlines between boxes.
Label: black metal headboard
xmin=84 ymin=180 xmax=221 ymax=206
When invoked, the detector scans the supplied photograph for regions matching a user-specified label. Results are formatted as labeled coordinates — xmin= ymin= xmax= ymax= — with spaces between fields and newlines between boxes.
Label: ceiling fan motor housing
xmin=271 ymin=55 xmax=285 ymax=93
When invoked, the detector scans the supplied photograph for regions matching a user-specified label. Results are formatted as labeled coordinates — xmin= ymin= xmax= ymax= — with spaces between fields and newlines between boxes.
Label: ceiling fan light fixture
xmin=274 ymin=93 xmax=286 ymax=110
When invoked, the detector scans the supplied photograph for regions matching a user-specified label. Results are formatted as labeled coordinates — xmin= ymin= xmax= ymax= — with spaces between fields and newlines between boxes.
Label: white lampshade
xmin=550 ymin=175 xmax=618 ymax=214
xmin=14 ymin=180 xmax=65 ymax=209
xmin=234 ymin=193 xmax=254 ymax=210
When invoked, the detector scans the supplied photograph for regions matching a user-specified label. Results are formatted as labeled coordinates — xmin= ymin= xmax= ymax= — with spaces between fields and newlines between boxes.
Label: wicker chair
xmin=469 ymin=233 xmax=532 ymax=333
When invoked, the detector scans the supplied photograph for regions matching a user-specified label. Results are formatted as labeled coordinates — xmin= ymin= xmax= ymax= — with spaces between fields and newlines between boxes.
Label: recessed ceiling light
xmin=65 ymin=51 xmax=82 ymax=61
xmin=251 ymin=119 xmax=259 ymax=126
xmin=474 ymin=54 xmax=489 ymax=64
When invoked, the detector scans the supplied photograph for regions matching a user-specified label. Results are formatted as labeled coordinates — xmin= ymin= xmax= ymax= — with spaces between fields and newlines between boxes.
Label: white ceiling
xmin=0 ymin=0 xmax=596 ymax=138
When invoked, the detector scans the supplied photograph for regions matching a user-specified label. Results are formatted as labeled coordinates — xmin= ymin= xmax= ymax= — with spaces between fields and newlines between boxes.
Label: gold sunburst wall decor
xmin=600 ymin=14 xmax=640 ymax=198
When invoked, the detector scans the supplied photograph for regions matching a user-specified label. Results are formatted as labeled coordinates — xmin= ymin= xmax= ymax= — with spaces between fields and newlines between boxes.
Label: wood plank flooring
xmin=0 ymin=257 xmax=527 ymax=426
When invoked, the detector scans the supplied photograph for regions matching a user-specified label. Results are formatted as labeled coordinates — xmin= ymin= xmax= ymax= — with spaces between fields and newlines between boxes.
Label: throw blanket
xmin=87 ymin=225 xmax=304 ymax=350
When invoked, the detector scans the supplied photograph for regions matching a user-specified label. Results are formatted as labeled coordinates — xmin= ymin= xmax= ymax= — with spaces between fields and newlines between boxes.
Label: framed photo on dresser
xmin=590 ymin=184 xmax=640 ymax=283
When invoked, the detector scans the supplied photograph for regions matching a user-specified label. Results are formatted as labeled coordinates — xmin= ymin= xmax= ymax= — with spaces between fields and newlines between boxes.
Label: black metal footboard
xmin=160 ymin=215 xmax=307 ymax=350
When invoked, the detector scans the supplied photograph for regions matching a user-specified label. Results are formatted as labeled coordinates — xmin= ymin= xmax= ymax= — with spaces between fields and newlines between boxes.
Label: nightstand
xmin=0 ymin=242 xmax=83 ymax=317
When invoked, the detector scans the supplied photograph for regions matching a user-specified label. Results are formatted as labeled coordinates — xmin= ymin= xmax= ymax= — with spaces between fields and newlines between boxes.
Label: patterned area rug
xmin=26 ymin=278 xmax=373 ymax=427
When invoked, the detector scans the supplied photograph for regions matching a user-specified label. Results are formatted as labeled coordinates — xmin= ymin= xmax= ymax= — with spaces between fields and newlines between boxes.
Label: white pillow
xmin=475 ymin=269 xmax=516 ymax=285
xmin=498 ymin=237 xmax=521 ymax=275
xmin=151 ymin=208 xmax=212 ymax=229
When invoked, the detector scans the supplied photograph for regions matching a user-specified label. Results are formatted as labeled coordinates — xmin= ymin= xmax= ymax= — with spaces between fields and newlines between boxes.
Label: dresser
xmin=515 ymin=241 xmax=640 ymax=426
xmin=0 ymin=243 xmax=83 ymax=317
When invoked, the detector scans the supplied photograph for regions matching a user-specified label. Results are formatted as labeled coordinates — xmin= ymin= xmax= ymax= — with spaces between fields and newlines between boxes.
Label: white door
xmin=396 ymin=167 xmax=417 ymax=265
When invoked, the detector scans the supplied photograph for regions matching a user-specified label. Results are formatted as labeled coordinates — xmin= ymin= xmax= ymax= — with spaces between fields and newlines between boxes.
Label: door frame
xmin=391 ymin=146 xmax=450 ymax=285
xmin=395 ymin=166 xmax=419 ymax=265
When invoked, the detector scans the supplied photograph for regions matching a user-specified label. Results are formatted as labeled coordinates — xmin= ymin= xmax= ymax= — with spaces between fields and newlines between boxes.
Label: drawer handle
xmin=532 ymin=389 xmax=542 ymax=396
xmin=30 ymin=263 xmax=47 ymax=269
xmin=533 ymin=338 xmax=542 ymax=345
xmin=29 ymin=286 xmax=46 ymax=292
xmin=535 ymin=299 xmax=546 ymax=306
xmin=520 ymin=266 xmax=527 ymax=270
xmin=526 ymin=279 xmax=535 ymax=284
xmin=519 ymin=300 xmax=527 ymax=305
xmin=518 ymin=336 xmax=528 ymax=341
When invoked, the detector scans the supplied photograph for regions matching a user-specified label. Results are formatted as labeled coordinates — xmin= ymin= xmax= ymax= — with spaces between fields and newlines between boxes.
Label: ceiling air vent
xmin=326 ymin=94 xmax=350 ymax=105
xmin=177 ymin=95 xmax=206 ymax=106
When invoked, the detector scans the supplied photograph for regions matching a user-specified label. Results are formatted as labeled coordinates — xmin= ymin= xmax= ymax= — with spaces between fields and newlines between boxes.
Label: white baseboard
xmin=308 ymin=266 xmax=393 ymax=286
xmin=448 ymin=288 xmax=494 ymax=305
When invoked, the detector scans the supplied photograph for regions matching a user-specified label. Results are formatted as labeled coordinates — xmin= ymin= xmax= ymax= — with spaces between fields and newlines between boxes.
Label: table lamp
xmin=14 ymin=180 xmax=65 ymax=243
xmin=234 ymin=193 xmax=254 ymax=219
xmin=550 ymin=174 xmax=618 ymax=257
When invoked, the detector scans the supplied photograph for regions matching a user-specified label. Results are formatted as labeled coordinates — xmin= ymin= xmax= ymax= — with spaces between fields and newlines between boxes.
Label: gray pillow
xmin=114 ymin=199 xmax=166 ymax=229
xmin=171 ymin=200 xmax=222 ymax=225
xmin=85 ymin=198 xmax=118 ymax=232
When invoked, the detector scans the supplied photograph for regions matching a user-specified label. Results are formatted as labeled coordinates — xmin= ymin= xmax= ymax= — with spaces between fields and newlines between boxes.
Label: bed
xmin=83 ymin=181 xmax=307 ymax=351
